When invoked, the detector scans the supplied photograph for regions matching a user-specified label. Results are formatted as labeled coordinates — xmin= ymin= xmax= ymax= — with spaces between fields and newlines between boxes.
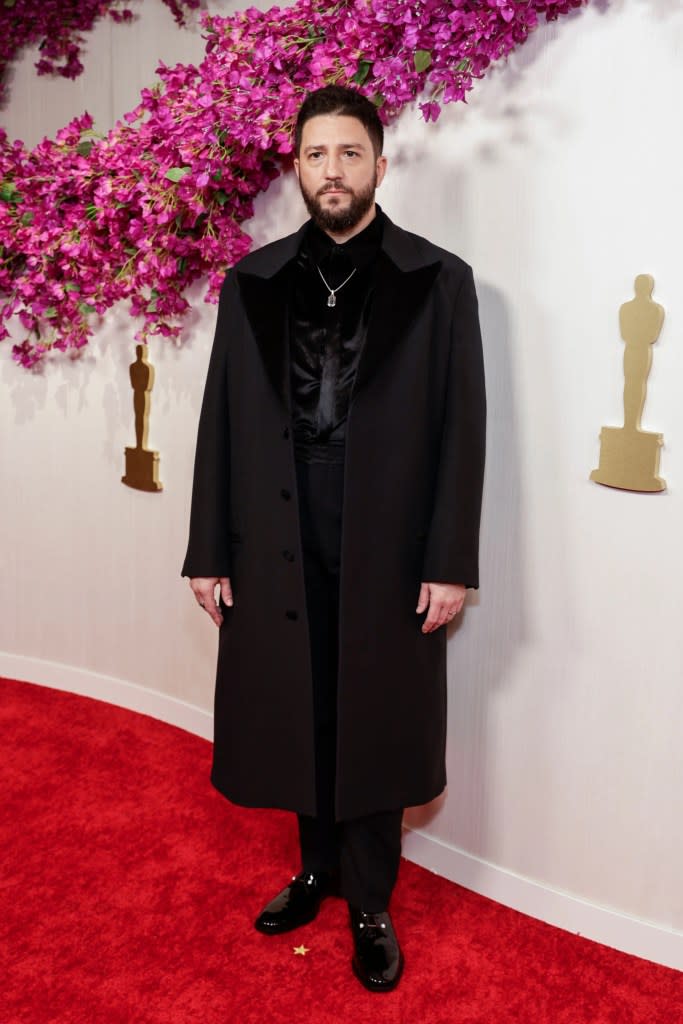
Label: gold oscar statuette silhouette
xmin=590 ymin=274 xmax=666 ymax=492
xmin=122 ymin=343 xmax=163 ymax=492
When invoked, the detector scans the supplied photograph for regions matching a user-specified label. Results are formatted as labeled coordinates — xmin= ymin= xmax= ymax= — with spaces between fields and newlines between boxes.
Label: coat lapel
xmin=235 ymin=223 xmax=306 ymax=413
xmin=235 ymin=213 xmax=441 ymax=412
xmin=349 ymin=215 xmax=442 ymax=400
xmin=352 ymin=252 xmax=440 ymax=400
xmin=236 ymin=261 xmax=295 ymax=413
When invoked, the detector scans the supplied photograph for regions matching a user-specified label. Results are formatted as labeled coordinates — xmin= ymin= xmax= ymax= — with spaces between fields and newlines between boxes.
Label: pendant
xmin=327 ymin=292 xmax=336 ymax=308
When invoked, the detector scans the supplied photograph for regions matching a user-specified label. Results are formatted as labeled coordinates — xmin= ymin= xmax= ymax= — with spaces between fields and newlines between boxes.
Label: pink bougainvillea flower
xmin=0 ymin=0 xmax=587 ymax=367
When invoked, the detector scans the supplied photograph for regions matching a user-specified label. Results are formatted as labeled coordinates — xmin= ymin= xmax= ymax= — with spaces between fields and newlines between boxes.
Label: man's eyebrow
xmin=303 ymin=142 xmax=368 ymax=152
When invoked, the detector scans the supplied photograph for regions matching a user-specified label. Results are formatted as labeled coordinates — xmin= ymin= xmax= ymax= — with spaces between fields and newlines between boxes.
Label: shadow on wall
xmin=405 ymin=282 xmax=528 ymax=850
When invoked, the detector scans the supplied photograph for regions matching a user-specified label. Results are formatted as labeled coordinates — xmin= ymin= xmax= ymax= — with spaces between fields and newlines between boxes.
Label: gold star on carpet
xmin=293 ymin=944 xmax=310 ymax=956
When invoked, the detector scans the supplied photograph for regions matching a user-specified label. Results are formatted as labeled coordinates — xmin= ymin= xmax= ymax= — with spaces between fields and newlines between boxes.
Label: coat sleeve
xmin=180 ymin=271 xmax=236 ymax=579
xmin=421 ymin=264 xmax=487 ymax=589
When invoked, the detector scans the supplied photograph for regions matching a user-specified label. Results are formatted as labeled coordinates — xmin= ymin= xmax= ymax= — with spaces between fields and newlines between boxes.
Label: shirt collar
xmin=303 ymin=204 xmax=385 ymax=273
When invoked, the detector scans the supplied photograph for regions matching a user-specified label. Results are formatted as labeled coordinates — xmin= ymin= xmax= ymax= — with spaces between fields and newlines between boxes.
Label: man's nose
xmin=323 ymin=154 xmax=343 ymax=179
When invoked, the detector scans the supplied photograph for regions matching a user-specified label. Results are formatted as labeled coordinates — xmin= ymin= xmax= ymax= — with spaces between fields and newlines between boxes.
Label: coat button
xmin=280 ymin=488 xmax=291 ymax=500
xmin=282 ymin=549 xmax=295 ymax=562
xmin=285 ymin=609 xmax=298 ymax=621
xmin=282 ymin=427 xmax=290 ymax=439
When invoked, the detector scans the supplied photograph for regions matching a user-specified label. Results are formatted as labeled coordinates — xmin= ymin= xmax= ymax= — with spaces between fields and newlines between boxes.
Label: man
xmin=182 ymin=85 xmax=486 ymax=992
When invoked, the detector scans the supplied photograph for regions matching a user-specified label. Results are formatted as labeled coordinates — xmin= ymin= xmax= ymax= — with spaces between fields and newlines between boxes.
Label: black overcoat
xmin=182 ymin=213 xmax=486 ymax=821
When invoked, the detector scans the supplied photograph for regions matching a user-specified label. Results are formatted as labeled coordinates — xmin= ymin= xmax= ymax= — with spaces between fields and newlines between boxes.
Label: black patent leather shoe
xmin=254 ymin=871 xmax=337 ymax=935
xmin=349 ymin=907 xmax=404 ymax=992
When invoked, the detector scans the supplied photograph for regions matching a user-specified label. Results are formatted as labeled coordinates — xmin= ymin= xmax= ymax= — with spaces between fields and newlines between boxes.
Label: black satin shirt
xmin=289 ymin=209 xmax=385 ymax=463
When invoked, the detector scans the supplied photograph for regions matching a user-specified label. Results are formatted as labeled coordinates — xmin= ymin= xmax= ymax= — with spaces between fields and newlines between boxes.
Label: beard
xmin=299 ymin=174 xmax=377 ymax=234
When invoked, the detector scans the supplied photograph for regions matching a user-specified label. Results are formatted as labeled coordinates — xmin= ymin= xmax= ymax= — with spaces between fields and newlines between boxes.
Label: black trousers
xmin=294 ymin=452 xmax=403 ymax=913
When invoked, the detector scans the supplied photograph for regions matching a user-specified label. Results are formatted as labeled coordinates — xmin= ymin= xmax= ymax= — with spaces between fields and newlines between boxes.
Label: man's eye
xmin=309 ymin=152 xmax=322 ymax=159
xmin=345 ymin=151 xmax=359 ymax=158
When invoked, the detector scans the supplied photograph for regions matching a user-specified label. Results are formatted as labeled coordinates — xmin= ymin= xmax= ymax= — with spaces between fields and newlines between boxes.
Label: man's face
xmin=294 ymin=114 xmax=387 ymax=234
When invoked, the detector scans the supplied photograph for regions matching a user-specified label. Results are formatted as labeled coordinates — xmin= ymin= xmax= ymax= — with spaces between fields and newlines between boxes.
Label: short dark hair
xmin=294 ymin=85 xmax=384 ymax=158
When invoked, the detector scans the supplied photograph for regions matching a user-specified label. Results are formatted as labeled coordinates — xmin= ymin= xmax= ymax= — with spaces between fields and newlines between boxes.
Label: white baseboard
xmin=401 ymin=829 xmax=683 ymax=972
xmin=0 ymin=652 xmax=213 ymax=741
xmin=2 ymin=651 xmax=681 ymax=973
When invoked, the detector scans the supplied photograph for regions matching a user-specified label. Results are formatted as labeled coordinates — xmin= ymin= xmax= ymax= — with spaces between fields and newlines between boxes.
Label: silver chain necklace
xmin=317 ymin=264 xmax=357 ymax=308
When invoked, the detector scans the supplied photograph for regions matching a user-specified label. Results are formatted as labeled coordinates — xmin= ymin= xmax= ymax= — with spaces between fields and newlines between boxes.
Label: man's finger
xmin=190 ymin=579 xmax=224 ymax=628
xmin=416 ymin=582 xmax=430 ymax=614
xmin=422 ymin=605 xmax=444 ymax=632
xmin=201 ymin=592 xmax=223 ymax=627
xmin=220 ymin=577 xmax=233 ymax=607
xmin=422 ymin=602 xmax=451 ymax=633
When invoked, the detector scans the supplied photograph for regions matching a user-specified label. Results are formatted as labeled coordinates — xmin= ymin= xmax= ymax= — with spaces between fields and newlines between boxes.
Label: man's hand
xmin=416 ymin=582 xmax=466 ymax=633
xmin=189 ymin=577 xmax=233 ymax=627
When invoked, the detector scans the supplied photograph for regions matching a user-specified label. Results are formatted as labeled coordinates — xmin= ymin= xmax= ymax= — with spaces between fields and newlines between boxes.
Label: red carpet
xmin=1 ymin=676 xmax=681 ymax=1023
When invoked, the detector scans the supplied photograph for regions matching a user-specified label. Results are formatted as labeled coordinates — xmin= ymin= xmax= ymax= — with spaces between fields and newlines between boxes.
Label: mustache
xmin=317 ymin=183 xmax=352 ymax=196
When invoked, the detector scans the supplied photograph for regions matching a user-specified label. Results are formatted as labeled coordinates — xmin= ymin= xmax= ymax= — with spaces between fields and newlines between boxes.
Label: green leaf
xmin=413 ymin=50 xmax=432 ymax=73
xmin=371 ymin=93 xmax=385 ymax=109
xmin=78 ymin=302 xmax=97 ymax=315
xmin=353 ymin=60 xmax=372 ymax=86
xmin=64 ymin=282 xmax=80 ymax=292
xmin=85 ymin=203 xmax=99 ymax=220
xmin=0 ymin=181 xmax=20 ymax=204
xmin=43 ymin=306 xmax=58 ymax=319
xmin=76 ymin=140 xmax=94 ymax=157
xmin=455 ymin=59 xmax=470 ymax=72
xmin=20 ymin=210 xmax=33 ymax=226
xmin=165 ymin=166 xmax=191 ymax=183
xmin=215 ymin=189 xmax=228 ymax=207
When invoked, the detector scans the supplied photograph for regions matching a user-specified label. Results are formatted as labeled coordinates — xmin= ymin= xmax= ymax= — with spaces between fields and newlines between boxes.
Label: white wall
xmin=2 ymin=0 xmax=682 ymax=970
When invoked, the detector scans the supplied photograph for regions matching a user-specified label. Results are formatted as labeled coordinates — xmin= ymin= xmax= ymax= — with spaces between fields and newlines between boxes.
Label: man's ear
xmin=293 ymin=157 xmax=300 ymax=181
xmin=376 ymin=155 xmax=388 ymax=188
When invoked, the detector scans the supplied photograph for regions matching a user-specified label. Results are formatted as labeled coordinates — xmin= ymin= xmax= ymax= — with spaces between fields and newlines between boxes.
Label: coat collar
xmin=237 ymin=210 xmax=437 ymax=278
xmin=235 ymin=211 xmax=441 ymax=412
